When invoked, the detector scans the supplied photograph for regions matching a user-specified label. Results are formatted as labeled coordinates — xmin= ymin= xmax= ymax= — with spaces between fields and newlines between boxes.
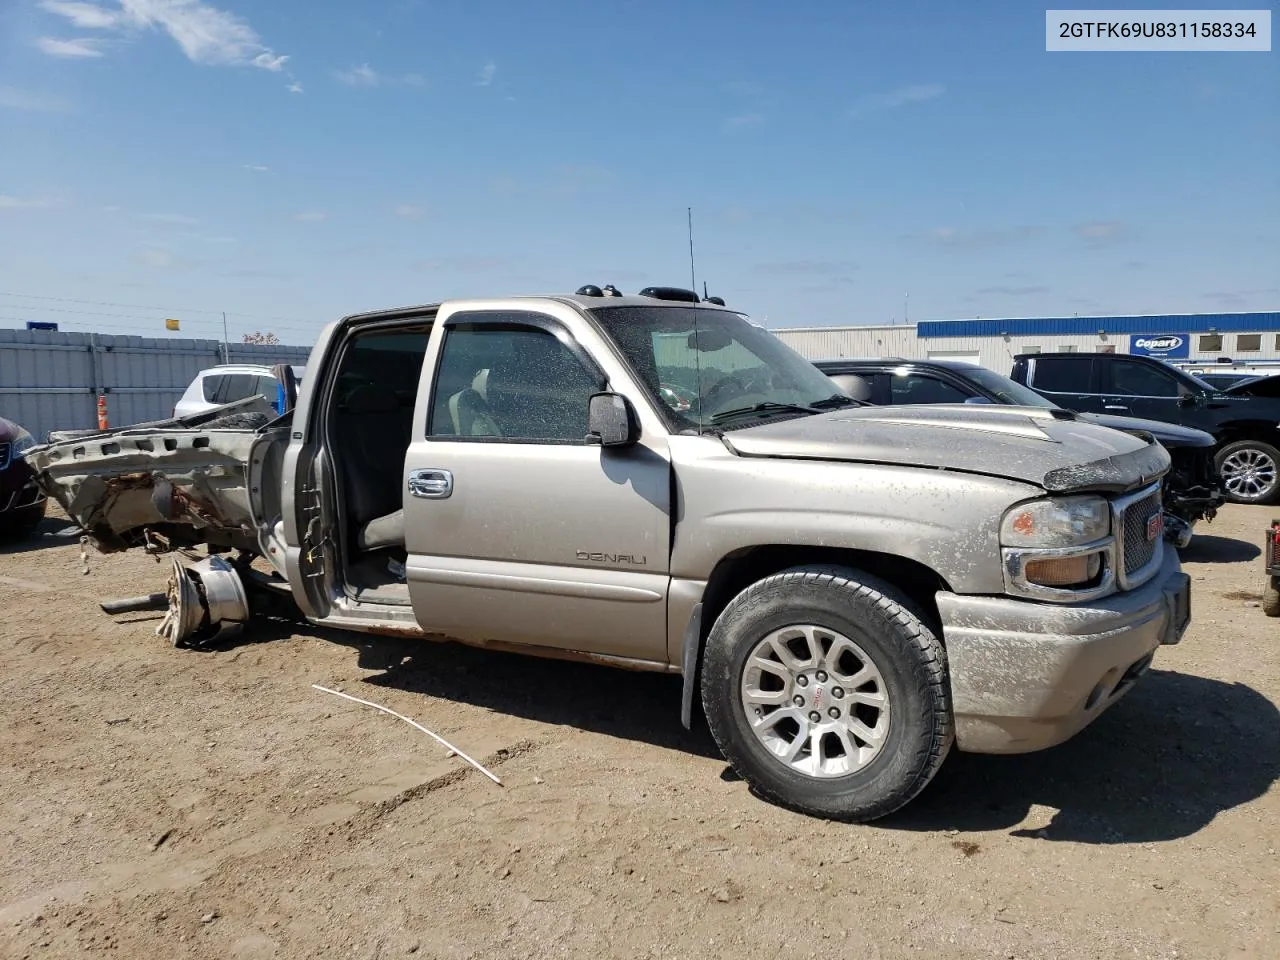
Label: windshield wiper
xmin=709 ymin=401 xmax=822 ymax=425
xmin=810 ymin=393 xmax=863 ymax=409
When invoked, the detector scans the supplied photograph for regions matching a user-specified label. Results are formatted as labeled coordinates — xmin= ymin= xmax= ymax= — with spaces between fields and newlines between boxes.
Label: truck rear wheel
xmin=1216 ymin=440 xmax=1280 ymax=505
xmin=700 ymin=565 xmax=952 ymax=822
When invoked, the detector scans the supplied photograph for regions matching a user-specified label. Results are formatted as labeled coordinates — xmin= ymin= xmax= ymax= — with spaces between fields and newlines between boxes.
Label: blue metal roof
xmin=917 ymin=312 xmax=1280 ymax=339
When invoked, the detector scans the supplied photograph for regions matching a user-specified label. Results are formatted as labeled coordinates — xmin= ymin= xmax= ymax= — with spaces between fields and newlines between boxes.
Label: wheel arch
xmin=679 ymin=544 xmax=952 ymax=729
xmin=1214 ymin=421 xmax=1280 ymax=448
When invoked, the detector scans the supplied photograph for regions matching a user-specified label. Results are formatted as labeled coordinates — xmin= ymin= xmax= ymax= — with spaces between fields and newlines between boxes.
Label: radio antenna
xmin=687 ymin=206 xmax=696 ymax=292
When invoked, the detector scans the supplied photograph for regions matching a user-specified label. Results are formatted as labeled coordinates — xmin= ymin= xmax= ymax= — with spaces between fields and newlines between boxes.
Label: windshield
xmin=962 ymin=366 xmax=1059 ymax=408
xmin=590 ymin=305 xmax=852 ymax=431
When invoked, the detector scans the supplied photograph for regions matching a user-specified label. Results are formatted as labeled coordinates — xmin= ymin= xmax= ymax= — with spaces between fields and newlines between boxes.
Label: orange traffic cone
xmin=97 ymin=394 xmax=109 ymax=430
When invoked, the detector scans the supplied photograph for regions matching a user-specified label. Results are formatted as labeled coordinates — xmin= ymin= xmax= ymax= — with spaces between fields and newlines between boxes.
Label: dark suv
xmin=815 ymin=358 xmax=1223 ymax=547
xmin=0 ymin=414 xmax=47 ymax=539
xmin=1010 ymin=351 xmax=1280 ymax=505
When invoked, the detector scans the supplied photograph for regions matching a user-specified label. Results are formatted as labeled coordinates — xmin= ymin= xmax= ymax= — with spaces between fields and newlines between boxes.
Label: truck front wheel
xmin=700 ymin=565 xmax=952 ymax=822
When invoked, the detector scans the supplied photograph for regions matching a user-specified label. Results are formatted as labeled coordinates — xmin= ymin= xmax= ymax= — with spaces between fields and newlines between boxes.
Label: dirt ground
xmin=1 ymin=503 xmax=1277 ymax=960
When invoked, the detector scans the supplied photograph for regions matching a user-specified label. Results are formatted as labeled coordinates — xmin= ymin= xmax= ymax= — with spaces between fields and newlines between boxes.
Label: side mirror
xmin=586 ymin=392 xmax=639 ymax=448
xmin=1178 ymin=392 xmax=1198 ymax=407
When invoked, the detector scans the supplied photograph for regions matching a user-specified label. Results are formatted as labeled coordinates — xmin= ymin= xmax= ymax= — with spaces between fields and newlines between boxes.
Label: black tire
xmin=1263 ymin=577 xmax=1280 ymax=618
xmin=700 ymin=564 xmax=952 ymax=822
xmin=1215 ymin=440 xmax=1280 ymax=505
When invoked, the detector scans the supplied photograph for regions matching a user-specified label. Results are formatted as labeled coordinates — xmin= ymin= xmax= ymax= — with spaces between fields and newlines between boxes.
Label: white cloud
xmin=38 ymin=1 xmax=121 ymax=29
xmin=335 ymin=65 xmax=424 ymax=88
xmin=0 ymin=195 xmax=61 ymax=210
xmin=36 ymin=36 xmax=105 ymax=57
xmin=286 ymin=81 xmax=303 ymax=93
xmin=38 ymin=0 xmax=288 ymax=72
xmin=140 ymin=248 xmax=171 ymax=267
xmin=849 ymin=83 xmax=945 ymax=118
xmin=394 ymin=204 xmax=425 ymax=219
xmin=476 ymin=60 xmax=495 ymax=86
xmin=293 ymin=211 xmax=328 ymax=222
xmin=336 ymin=64 xmax=379 ymax=86
xmin=242 ymin=164 xmax=270 ymax=172
xmin=0 ymin=86 xmax=72 ymax=111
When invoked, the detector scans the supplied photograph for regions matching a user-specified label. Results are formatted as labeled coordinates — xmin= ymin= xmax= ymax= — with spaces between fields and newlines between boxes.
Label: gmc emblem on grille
xmin=1146 ymin=513 xmax=1163 ymax=542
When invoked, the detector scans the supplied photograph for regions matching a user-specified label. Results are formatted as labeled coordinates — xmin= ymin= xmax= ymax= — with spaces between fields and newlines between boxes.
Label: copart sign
xmin=1130 ymin=334 xmax=1190 ymax=359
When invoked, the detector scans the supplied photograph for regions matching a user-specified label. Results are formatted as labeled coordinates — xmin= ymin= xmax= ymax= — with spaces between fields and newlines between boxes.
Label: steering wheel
xmin=704 ymin=374 xmax=751 ymax=406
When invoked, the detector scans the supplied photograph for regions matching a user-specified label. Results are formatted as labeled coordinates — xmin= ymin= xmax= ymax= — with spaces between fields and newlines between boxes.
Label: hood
xmin=0 ymin=416 xmax=23 ymax=442
xmin=722 ymin=404 xmax=1170 ymax=495
xmin=1077 ymin=412 xmax=1216 ymax=448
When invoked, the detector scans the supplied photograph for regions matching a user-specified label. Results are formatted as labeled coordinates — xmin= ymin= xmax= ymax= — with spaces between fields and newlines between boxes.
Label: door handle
xmin=408 ymin=468 xmax=453 ymax=499
xmin=1103 ymin=404 xmax=1129 ymax=411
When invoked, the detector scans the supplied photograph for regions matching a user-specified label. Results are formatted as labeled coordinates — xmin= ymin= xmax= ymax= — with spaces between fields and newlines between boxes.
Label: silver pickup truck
xmin=28 ymin=286 xmax=1192 ymax=822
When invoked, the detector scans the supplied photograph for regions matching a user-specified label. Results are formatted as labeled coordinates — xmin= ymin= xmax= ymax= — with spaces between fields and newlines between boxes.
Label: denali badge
xmin=576 ymin=551 xmax=647 ymax=565
xmin=1146 ymin=513 xmax=1162 ymax=542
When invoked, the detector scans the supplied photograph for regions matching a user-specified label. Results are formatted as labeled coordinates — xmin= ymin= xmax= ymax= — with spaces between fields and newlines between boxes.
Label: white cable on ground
xmin=311 ymin=684 xmax=502 ymax=786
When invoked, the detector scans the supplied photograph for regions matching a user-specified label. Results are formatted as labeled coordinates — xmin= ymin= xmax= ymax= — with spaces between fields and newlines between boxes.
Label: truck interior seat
xmin=335 ymin=382 xmax=410 ymax=552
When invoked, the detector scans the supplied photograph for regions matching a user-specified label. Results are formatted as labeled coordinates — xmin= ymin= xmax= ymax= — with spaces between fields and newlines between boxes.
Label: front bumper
xmin=936 ymin=548 xmax=1190 ymax=754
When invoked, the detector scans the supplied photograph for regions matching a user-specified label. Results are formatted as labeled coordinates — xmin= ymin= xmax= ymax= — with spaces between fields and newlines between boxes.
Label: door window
xmin=1107 ymin=362 xmax=1182 ymax=397
xmin=201 ymin=375 xmax=227 ymax=403
xmin=1029 ymin=357 xmax=1093 ymax=393
xmin=429 ymin=322 xmax=602 ymax=442
xmin=888 ymin=372 xmax=971 ymax=404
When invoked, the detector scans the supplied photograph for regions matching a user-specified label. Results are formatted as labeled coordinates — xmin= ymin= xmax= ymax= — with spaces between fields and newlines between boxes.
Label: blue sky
xmin=0 ymin=0 xmax=1276 ymax=344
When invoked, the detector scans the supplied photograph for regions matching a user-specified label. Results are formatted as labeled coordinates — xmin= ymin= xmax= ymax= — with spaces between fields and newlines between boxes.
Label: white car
xmin=172 ymin=364 xmax=304 ymax=419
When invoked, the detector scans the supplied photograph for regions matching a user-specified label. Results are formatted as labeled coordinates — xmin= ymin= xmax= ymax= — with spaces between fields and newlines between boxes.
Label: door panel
xmin=1101 ymin=358 xmax=1187 ymax=424
xmin=404 ymin=310 xmax=673 ymax=662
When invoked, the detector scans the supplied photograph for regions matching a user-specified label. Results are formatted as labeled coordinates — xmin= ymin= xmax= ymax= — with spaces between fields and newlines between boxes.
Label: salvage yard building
xmin=771 ymin=311 xmax=1280 ymax=374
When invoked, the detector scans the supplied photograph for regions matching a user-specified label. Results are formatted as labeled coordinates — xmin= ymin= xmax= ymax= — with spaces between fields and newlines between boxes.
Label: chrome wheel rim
xmin=740 ymin=624 xmax=890 ymax=779
xmin=1221 ymin=448 xmax=1278 ymax=501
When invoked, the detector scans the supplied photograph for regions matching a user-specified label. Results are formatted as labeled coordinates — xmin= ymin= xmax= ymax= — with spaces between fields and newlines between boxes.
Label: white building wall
xmin=773 ymin=321 xmax=1280 ymax=375
xmin=771 ymin=325 xmax=1129 ymax=374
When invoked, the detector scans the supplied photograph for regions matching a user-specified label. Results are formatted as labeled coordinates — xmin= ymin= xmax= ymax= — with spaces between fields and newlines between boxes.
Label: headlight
xmin=1001 ymin=495 xmax=1110 ymax=547
xmin=1001 ymin=495 xmax=1115 ymax=602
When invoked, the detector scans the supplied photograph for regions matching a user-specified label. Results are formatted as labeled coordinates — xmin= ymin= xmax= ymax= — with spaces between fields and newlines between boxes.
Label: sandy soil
xmin=1 ymin=503 xmax=1277 ymax=960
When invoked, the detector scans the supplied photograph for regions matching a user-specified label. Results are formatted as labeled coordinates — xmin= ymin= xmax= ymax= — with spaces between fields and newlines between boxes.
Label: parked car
xmin=173 ymin=364 xmax=303 ymax=419
xmin=28 ymin=285 xmax=1191 ymax=823
xmin=0 ymin=414 xmax=48 ymax=539
xmin=1221 ymin=373 xmax=1280 ymax=398
xmin=1195 ymin=372 xmax=1263 ymax=391
xmin=1010 ymin=351 xmax=1280 ymax=505
xmin=814 ymin=358 xmax=1224 ymax=548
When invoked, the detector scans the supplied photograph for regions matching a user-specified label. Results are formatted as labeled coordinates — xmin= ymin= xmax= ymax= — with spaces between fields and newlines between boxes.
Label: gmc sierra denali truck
xmin=28 ymin=286 xmax=1192 ymax=822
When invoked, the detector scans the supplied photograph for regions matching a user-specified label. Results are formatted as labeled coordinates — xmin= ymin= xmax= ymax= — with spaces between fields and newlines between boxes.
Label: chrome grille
xmin=1119 ymin=488 xmax=1162 ymax=579
xmin=0 ymin=441 xmax=10 ymax=470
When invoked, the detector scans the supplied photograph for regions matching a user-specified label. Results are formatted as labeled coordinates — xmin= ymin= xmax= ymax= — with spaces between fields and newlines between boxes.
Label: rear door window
xmin=1030 ymin=357 xmax=1095 ymax=393
xmin=219 ymin=374 xmax=257 ymax=402
xmin=201 ymin=375 xmax=227 ymax=403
